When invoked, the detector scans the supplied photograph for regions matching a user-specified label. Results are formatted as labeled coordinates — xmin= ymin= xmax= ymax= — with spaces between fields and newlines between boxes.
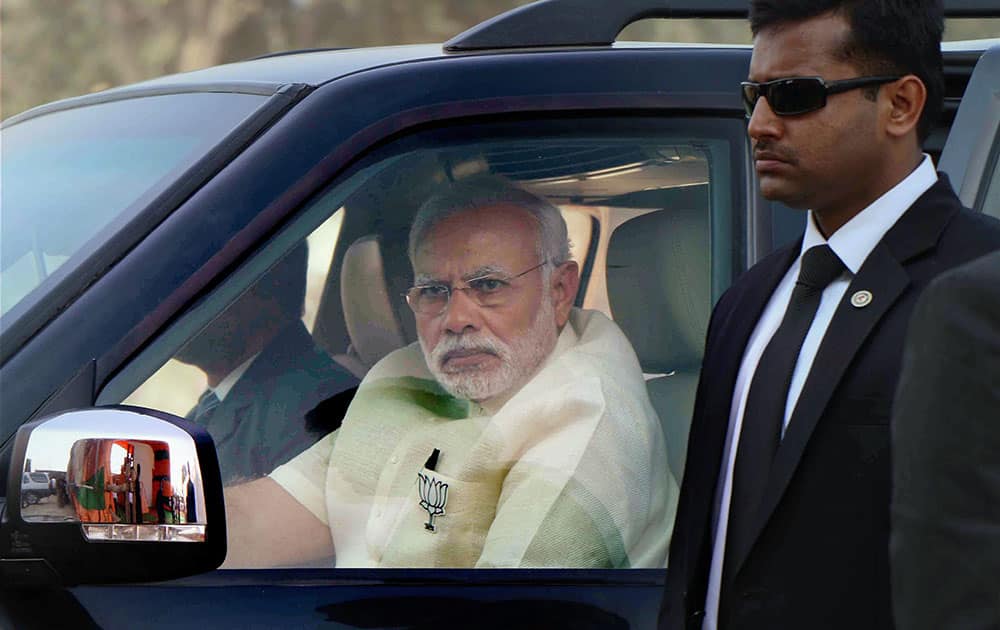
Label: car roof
xmin=21 ymin=39 xmax=747 ymax=103
xmin=125 ymin=44 xmax=450 ymax=90
xmin=7 ymin=40 xmax=746 ymax=125
xmin=7 ymin=31 xmax=998 ymax=128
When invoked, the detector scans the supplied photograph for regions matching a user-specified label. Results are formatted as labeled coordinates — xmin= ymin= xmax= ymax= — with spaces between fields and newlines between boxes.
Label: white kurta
xmin=271 ymin=308 xmax=676 ymax=568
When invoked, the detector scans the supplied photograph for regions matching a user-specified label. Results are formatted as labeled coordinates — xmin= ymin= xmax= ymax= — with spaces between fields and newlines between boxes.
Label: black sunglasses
xmin=740 ymin=75 xmax=901 ymax=117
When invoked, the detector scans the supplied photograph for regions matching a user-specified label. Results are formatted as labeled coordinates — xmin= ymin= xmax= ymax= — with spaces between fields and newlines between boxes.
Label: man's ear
xmin=550 ymin=260 xmax=580 ymax=328
xmin=882 ymin=74 xmax=926 ymax=141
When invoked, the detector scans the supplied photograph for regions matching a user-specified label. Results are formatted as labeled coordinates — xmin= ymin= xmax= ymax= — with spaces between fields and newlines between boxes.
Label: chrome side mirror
xmin=2 ymin=407 xmax=226 ymax=585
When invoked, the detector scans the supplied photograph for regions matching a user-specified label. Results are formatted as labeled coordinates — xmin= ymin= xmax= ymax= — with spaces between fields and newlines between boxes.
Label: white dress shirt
xmin=702 ymin=156 xmax=937 ymax=629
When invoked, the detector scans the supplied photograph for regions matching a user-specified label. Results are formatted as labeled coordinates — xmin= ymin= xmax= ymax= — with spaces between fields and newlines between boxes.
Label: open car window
xmin=99 ymin=116 xmax=745 ymax=569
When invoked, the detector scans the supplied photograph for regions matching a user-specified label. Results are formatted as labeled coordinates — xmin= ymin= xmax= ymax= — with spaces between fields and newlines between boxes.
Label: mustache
xmin=753 ymin=141 xmax=797 ymax=164
xmin=430 ymin=333 xmax=505 ymax=365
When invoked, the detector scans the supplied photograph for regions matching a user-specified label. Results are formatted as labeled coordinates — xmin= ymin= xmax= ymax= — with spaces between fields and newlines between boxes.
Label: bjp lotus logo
xmin=417 ymin=472 xmax=448 ymax=532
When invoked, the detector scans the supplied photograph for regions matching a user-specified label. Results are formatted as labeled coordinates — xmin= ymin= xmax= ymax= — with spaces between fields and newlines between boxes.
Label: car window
xmin=0 ymin=92 xmax=267 ymax=316
xmin=99 ymin=116 xmax=744 ymax=569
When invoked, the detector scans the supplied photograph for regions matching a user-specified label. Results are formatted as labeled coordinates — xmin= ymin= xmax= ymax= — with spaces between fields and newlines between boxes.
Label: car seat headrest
xmin=606 ymin=207 xmax=710 ymax=373
xmin=339 ymin=234 xmax=415 ymax=369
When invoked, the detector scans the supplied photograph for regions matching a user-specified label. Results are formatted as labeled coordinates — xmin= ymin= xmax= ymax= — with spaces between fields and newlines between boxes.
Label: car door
xmin=37 ymin=47 xmax=754 ymax=628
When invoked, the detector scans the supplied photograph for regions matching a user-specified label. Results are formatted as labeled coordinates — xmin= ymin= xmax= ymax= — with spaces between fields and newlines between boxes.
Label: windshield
xmin=0 ymin=91 xmax=267 ymax=316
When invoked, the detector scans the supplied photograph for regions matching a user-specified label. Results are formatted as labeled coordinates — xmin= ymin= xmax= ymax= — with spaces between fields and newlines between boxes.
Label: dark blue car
xmin=2 ymin=1 xmax=998 ymax=627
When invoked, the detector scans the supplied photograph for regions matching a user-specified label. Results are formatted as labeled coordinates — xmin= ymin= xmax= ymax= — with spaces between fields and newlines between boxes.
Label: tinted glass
xmin=0 ymin=92 xmax=266 ymax=315
xmin=102 ymin=118 xmax=745 ymax=570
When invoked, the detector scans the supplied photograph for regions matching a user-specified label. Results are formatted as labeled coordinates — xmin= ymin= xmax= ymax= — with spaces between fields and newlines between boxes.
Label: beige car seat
xmin=318 ymin=233 xmax=416 ymax=379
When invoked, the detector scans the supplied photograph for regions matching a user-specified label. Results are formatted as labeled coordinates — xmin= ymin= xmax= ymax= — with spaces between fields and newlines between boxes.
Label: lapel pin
xmin=851 ymin=290 xmax=873 ymax=308
xmin=417 ymin=472 xmax=448 ymax=532
xmin=417 ymin=448 xmax=447 ymax=533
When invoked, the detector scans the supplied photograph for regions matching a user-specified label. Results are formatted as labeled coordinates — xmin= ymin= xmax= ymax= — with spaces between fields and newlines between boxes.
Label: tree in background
xmin=1 ymin=0 xmax=534 ymax=117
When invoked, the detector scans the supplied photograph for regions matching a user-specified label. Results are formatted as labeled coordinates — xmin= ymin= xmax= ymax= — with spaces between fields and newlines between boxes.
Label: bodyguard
xmin=662 ymin=1 xmax=1000 ymax=628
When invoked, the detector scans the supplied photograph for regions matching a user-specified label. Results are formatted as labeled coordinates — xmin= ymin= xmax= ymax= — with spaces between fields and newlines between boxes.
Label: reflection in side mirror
xmin=22 ymin=427 xmax=207 ymax=542
xmin=2 ymin=407 xmax=226 ymax=586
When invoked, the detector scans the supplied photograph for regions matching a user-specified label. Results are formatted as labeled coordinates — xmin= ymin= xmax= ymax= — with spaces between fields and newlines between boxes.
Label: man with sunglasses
xmin=664 ymin=1 xmax=1000 ymax=629
xmin=223 ymin=175 xmax=675 ymax=569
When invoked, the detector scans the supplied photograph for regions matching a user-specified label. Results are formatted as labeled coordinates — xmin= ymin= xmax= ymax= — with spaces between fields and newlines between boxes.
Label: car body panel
xmin=71 ymin=569 xmax=663 ymax=628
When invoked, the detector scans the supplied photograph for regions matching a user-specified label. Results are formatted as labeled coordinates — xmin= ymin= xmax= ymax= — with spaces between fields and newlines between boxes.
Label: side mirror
xmin=1 ymin=407 xmax=226 ymax=585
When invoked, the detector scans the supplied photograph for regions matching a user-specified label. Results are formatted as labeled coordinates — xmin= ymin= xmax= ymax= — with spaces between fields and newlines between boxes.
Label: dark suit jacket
xmin=891 ymin=250 xmax=1000 ymax=630
xmin=662 ymin=177 xmax=1000 ymax=629
xmin=192 ymin=321 xmax=359 ymax=485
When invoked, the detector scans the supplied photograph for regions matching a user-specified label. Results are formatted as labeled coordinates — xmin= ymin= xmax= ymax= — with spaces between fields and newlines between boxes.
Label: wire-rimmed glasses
xmin=405 ymin=260 xmax=549 ymax=316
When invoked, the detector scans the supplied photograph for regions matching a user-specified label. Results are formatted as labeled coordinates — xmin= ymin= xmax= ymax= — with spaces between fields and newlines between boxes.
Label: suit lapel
xmin=729 ymin=177 xmax=962 ymax=575
xmin=684 ymin=243 xmax=798 ymax=580
xmin=747 ymin=244 xmax=908 ymax=544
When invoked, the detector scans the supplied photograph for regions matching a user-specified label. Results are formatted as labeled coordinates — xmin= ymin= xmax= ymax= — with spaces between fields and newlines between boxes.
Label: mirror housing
xmin=1 ymin=407 xmax=226 ymax=585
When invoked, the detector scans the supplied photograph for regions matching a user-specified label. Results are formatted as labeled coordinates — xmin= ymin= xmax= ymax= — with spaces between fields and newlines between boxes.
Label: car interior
xmin=115 ymin=127 xmax=732 ymax=568
xmin=307 ymin=140 xmax=717 ymax=487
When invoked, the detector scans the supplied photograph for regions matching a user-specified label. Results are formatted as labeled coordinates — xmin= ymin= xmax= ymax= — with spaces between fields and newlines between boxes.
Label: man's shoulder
xmin=712 ymin=240 xmax=798 ymax=315
xmin=363 ymin=342 xmax=433 ymax=383
xmin=913 ymin=173 xmax=1000 ymax=249
xmin=904 ymin=251 xmax=1000 ymax=388
xmin=266 ymin=328 xmax=359 ymax=394
xmin=744 ymin=241 xmax=799 ymax=281
xmin=939 ymin=206 xmax=1000 ymax=250
xmin=906 ymin=205 xmax=1000 ymax=293
xmin=559 ymin=309 xmax=643 ymax=376
xmin=534 ymin=309 xmax=651 ymax=403
xmin=918 ymin=249 xmax=1000 ymax=321
xmin=944 ymin=248 xmax=1000 ymax=285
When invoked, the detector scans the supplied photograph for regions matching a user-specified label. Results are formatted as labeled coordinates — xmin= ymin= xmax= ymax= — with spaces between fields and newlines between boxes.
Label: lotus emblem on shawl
xmin=417 ymin=472 xmax=448 ymax=532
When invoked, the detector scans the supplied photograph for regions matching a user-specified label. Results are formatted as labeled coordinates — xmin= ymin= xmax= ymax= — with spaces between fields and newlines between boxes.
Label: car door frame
xmin=5 ymin=46 xmax=756 ymax=628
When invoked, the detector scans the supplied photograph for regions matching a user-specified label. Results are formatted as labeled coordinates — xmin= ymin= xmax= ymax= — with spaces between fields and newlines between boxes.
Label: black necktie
xmin=724 ymin=244 xmax=845 ymax=581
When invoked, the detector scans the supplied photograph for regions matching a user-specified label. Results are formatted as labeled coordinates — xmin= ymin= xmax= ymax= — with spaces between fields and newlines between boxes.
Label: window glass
xmin=771 ymin=200 xmax=807 ymax=251
xmin=124 ymin=210 xmax=346 ymax=418
xmin=0 ymin=92 xmax=267 ymax=315
xmin=101 ymin=118 xmax=744 ymax=570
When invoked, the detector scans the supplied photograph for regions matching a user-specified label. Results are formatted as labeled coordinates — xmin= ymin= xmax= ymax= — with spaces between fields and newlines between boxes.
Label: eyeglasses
xmin=740 ymin=75 xmax=901 ymax=118
xmin=405 ymin=260 xmax=549 ymax=316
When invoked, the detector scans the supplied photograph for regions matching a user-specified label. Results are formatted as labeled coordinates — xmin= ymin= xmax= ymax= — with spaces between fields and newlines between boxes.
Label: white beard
xmin=421 ymin=293 xmax=558 ymax=403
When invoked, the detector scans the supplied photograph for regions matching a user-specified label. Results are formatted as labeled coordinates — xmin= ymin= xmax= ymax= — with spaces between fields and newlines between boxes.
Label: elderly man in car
xmin=224 ymin=175 xmax=675 ymax=568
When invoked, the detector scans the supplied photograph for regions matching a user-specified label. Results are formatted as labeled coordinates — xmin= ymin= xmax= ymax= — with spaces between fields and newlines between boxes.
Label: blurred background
xmin=2 ymin=0 xmax=997 ymax=119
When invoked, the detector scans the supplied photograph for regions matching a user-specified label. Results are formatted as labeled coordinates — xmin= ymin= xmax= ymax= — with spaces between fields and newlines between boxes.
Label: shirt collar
xmin=801 ymin=154 xmax=937 ymax=273
xmin=212 ymin=351 xmax=260 ymax=401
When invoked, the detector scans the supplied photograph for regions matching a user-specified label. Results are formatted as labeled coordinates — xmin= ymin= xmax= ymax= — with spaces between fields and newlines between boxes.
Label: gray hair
xmin=408 ymin=175 xmax=571 ymax=267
